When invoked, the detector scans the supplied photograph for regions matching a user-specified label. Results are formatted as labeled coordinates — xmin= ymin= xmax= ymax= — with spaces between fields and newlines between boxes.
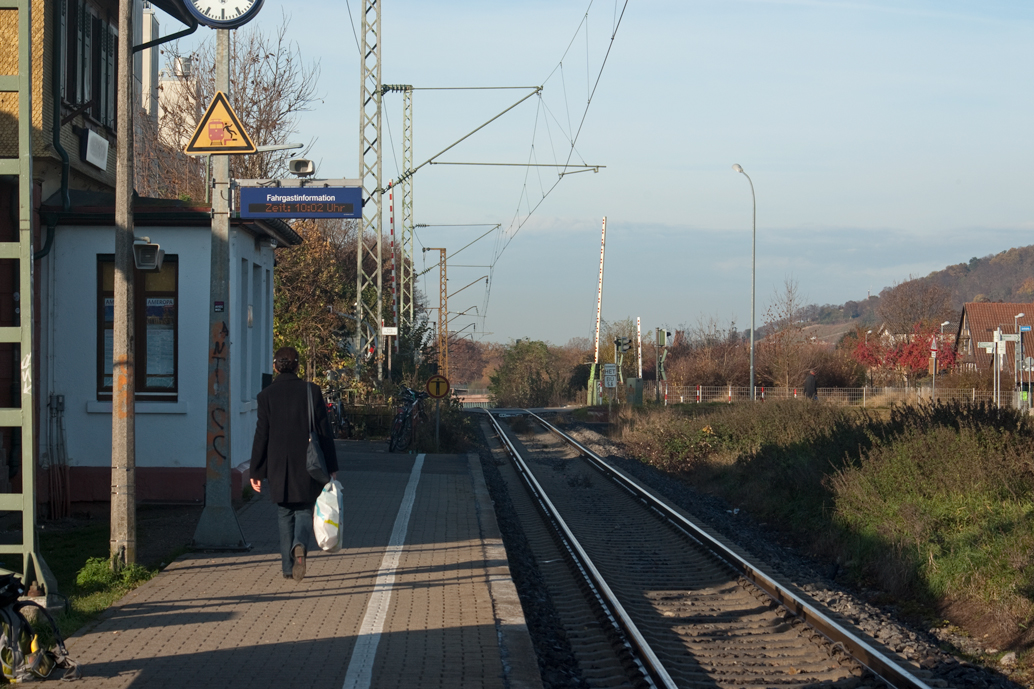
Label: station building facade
xmin=0 ymin=0 xmax=302 ymax=511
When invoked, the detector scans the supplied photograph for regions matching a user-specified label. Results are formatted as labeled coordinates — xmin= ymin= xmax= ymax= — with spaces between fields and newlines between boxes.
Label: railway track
xmin=483 ymin=409 xmax=940 ymax=689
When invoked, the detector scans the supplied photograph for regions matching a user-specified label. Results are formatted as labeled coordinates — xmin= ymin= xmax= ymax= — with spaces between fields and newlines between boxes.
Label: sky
xmin=158 ymin=0 xmax=1034 ymax=345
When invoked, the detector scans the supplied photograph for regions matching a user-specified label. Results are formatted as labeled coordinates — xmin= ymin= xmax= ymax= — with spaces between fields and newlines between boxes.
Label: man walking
xmin=249 ymin=347 xmax=338 ymax=581
xmin=803 ymin=368 xmax=818 ymax=401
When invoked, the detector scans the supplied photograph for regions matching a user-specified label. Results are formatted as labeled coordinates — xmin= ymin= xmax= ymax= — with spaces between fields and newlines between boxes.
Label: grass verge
xmin=618 ymin=400 xmax=1034 ymax=661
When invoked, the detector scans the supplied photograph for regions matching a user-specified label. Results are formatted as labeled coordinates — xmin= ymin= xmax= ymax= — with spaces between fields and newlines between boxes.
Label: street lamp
xmin=732 ymin=163 xmax=756 ymax=400
xmin=1015 ymin=313 xmax=1025 ymax=394
xmin=940 ymin=320 xmax=950 ymax=334
xmin=865 ymin=330 xmax=873 ymax=387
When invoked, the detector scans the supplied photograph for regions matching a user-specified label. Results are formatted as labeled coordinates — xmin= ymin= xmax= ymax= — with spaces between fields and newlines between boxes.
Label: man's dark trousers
xmin=277 ymin=502 xmax=314 ymax=577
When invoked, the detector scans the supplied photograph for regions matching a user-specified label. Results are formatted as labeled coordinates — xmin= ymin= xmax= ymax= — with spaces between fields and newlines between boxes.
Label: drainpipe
xmin=35 ymin=0 xmax=70 ymax=263
xmin=51 ymin=0 xmax=70 ymax=213
xmin=33 ymin=215 xmax=56 ymax=261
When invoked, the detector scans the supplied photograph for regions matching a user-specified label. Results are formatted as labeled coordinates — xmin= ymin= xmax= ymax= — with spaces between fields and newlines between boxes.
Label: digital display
xmin=240 ymin=187 xmax=363 ymax=219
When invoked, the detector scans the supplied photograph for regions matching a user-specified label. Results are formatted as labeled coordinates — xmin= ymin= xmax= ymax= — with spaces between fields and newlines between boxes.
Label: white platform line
xmin=342 ymin=454 xmax=425 ymax=689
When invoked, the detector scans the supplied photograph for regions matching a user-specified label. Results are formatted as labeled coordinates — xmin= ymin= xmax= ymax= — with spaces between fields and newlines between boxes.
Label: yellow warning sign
xmin=184 ymin=91 xmax=256 ymax=154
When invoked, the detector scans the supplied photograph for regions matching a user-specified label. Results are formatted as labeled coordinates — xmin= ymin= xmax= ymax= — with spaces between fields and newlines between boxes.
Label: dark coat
xmin=803 ymin=372 xmax=818 ymax=399
xmin=249 ymin=371 xmax=338 ymax=505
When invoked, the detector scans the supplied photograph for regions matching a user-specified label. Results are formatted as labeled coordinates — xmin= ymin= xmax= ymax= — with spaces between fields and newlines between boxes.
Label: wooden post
xmin=111 ymin=0 xmax=136 ymax=568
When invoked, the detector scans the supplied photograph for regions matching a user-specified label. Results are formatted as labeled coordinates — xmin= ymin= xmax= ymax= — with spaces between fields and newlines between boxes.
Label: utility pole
xmin=193 ymin=29 xmax=247 ymax=549
xmin=590 ymin=217 xmax=607 ymax=405
xmin=111 ymin=0 xmax=136 ymax=568
xmin=357 ymin=0 xmax=384 ymax=380
xmin=423 ymin=248 xmax=447 ymax=377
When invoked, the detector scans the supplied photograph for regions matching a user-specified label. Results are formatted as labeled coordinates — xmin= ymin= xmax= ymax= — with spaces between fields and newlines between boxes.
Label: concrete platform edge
xmin=468 ymin=452 xmax=544 ymax=689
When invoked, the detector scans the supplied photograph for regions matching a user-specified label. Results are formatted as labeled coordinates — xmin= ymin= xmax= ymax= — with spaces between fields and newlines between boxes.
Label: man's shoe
xmin=291 ymin=545 xmax=306 ymax=581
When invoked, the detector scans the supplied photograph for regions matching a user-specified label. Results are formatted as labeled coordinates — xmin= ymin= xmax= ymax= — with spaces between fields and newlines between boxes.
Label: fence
xmin=640 ymin=383 xmax=1008 ymax=408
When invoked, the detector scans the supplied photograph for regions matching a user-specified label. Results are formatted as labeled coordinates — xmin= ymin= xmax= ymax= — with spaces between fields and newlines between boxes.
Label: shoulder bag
xmin=306 ymin=384 xmax=331 ymax=485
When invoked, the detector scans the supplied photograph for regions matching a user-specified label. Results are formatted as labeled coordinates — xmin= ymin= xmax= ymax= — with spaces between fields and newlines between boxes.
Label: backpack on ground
xmin=0 ymin=573 xmax=81 ymax=682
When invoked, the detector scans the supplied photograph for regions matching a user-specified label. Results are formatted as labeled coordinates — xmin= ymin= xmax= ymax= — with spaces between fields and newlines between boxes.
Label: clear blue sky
xmin=161 ymin=1 xmax=1034 ymax=344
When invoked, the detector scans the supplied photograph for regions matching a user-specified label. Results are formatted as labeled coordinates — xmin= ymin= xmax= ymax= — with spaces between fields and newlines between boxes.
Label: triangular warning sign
xmin=184 ymin=91 xmax=256 ymax=154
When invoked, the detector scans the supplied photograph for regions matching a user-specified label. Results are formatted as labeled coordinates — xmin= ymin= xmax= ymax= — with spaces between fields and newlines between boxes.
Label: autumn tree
xmin=489 ymin=340 xmax=573 ymax=407
xmin=273 ymin=220 xmax=349 ymax=379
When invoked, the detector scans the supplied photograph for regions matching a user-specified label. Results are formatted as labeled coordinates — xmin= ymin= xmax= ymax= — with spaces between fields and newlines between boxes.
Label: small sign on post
xmin=426 ymin=375 xmax=450 ymax=453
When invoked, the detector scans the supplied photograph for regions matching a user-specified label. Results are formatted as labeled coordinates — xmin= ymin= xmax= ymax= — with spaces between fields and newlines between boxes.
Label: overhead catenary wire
xmin=480 ymin=0 xmax=629 ymax=324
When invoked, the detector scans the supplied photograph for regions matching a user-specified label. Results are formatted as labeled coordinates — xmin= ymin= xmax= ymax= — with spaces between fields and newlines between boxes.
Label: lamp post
xmin=1015 ymin=313 xmax=1025 ymax=398
xmin=865 ymin=330 xmax=873 ymax=388
xmin=940 ymin=320 xmax=950 ymax=334
xmin=732 ymin=164 xmax=756 ymax=400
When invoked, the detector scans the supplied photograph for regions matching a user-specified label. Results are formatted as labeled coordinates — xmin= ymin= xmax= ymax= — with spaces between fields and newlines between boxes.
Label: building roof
xmin=956 ymin=302 xmax=1034 ymax=372
xmin=40 ymin=190 xmax=302 ymax=246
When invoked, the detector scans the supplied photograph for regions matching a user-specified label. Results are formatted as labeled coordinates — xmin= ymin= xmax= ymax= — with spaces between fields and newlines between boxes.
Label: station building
xmin=0 ymin=0 xmax=301 ymax=512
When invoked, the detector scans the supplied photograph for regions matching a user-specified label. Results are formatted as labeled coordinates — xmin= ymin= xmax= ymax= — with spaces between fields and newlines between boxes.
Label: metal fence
xmin=642 ymin=384 xmax=1009 ymax=408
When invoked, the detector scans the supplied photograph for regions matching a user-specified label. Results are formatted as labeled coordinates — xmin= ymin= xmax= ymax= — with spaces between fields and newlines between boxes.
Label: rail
xmin=483 ymin=410 xmax=676 ymax=689
xmin=518 ymin=408 xmax=936 ymax=689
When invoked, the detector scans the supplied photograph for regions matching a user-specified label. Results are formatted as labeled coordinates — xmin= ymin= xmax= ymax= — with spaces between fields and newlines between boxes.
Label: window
xmin=97 ymin=255 xmax=178 ymax=400
xmin=62 ymin=0 xmax=117 ymax=128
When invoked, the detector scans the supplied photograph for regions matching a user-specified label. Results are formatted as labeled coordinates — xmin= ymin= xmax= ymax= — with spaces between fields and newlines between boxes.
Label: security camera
xmin=133 ymin=237 xmax=164 ymax=271
xmin=288 ymin=158 xmax=315 ymax=177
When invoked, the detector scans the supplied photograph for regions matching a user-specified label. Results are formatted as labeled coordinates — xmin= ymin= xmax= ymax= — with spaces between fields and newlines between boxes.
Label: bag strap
xmin=14 ymin=601 xmax=81 ymax=680
xmin=307 ymin=382 xmax=315 ymax=433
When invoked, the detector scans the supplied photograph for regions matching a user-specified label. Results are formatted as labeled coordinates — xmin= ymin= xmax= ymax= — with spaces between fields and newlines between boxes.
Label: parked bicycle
xmin=323 ymin=387 xmax=351 ymax=439
xmin=388 ymin=385 xmax=429 ymax=452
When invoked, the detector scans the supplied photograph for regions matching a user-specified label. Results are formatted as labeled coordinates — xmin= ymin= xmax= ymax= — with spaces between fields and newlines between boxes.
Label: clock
xmin=184 ymin=0 xmax=265 ymax=30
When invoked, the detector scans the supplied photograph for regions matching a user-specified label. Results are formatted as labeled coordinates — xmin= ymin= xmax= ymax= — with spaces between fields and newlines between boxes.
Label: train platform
xmin=64 ymin=444 xmax=542 ymax=689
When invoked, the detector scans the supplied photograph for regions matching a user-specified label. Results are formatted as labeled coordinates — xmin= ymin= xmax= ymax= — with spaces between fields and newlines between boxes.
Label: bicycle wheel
xmin=388 ymin=412 xmax=406 ymax=452
xmin=395 ymin=414 xmax=413 ymax=451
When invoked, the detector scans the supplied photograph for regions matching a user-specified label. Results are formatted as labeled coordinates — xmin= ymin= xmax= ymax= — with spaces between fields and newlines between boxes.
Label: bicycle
xmin=388 ymin=386 xmax=429 ymax=452
xmin=324 ymin=388 xmax=351 ymax=439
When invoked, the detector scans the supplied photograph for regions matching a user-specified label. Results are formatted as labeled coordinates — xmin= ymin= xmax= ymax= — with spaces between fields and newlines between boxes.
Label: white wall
xmin=229 ymin=228 xmax=276 ymax=469
xmin=43 ymin=221 xmax=275 ymax=477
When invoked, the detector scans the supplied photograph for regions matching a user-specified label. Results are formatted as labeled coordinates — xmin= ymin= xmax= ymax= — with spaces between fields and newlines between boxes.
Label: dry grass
xmin=618 ymin=400 xmax=1034 ymax=659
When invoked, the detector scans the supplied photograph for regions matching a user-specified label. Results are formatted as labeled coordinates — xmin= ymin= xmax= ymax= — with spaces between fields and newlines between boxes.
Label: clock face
xmin=186 ymin=0 xmax=265 ymax=29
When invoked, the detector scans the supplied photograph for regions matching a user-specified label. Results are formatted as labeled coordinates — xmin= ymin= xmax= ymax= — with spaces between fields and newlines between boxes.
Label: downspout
xmin=50 ymin=0 xmax=70 ymax=213
xmin=35 ymin=0 xmax=69 ymax=262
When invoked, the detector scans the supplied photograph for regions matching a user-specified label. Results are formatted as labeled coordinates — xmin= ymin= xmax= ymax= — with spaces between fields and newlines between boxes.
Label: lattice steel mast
xmin=357 ymin=0 xmax=384 ymax=379
xmin=401 ymin=86 xmax=414 ymax=324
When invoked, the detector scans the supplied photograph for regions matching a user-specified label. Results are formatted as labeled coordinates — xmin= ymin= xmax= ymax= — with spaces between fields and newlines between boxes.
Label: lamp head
xmin=942 ymin=321 xmax=951 ymax=325
xmin=732 ymin=164 xmax=744 ymax=174
xmin=1017 ymin=313 xmax=1026 ymax=319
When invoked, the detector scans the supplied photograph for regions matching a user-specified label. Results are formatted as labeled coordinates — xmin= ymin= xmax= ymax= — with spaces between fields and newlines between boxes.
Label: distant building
xmin=954 ymin=302 xmax=1034 ymax=374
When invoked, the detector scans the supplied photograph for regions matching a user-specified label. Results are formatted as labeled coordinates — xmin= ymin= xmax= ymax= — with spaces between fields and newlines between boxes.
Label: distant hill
xmin=800 ymin=245 xmax=1034 ymax=332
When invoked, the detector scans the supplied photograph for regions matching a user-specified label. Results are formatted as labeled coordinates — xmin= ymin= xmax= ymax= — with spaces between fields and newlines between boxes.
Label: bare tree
xmin=137 ymin=13 xmax=321 ymax=200
xmin=876 ymin=277 xmax=952 ymax=337
xmin=758 ymin=277 xmax=812 ymax=388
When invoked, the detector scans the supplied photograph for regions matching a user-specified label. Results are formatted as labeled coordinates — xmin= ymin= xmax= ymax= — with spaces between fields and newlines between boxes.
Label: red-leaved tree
xmin=853 ymin=324 xmax=958 ymax=386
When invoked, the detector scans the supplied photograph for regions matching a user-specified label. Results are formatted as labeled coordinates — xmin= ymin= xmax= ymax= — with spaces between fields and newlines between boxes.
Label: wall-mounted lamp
xmin=133 ymin=236 xmax=164 ymax=271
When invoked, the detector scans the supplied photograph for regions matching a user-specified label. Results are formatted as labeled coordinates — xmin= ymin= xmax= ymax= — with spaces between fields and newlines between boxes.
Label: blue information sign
xmin=240 ymin=186 xmax=362 ymax=219
xmin=1022 ymin=325 xmax=1031 ymax=333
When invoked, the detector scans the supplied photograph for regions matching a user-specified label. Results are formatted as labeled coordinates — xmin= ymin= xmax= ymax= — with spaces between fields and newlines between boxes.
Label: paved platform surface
xmin=65 ymin=445 xmax=541 ymax=689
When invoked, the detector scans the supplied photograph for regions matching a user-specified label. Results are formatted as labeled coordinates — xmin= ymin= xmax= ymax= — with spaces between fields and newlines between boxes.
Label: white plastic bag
xmin=313 ymin=479 xmax=345 ymax=552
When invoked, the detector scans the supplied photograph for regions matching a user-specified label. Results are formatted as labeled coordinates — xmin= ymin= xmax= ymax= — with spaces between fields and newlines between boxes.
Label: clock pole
xmin=193 ymin=27 xmax=248 ymax=549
